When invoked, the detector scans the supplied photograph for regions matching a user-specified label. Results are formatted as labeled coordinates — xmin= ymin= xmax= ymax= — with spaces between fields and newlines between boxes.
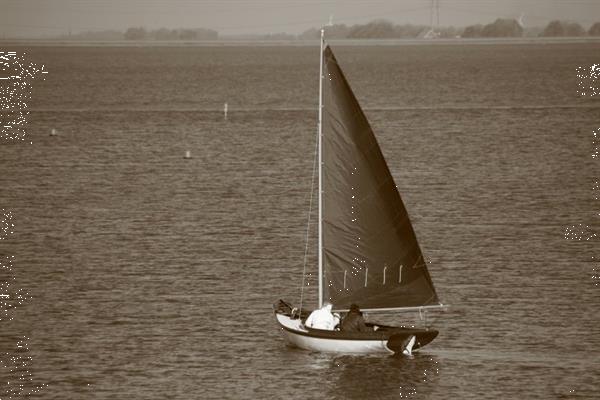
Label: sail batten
xmin=320 ymin=45 xmax=439 ymax=311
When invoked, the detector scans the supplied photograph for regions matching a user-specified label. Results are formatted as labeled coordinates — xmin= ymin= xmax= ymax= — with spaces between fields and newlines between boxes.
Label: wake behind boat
xmin=274 ymin=30 xmax=445 ymax=355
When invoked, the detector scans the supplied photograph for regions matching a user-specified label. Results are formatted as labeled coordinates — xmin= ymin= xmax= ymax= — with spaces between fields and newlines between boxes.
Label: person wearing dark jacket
xmin=340 ymin=303 xmax=369 ymax=332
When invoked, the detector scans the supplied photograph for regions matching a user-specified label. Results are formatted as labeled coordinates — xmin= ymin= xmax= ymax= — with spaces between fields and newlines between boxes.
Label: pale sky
xmin=2 ymin=0 xmax=599 ymax=38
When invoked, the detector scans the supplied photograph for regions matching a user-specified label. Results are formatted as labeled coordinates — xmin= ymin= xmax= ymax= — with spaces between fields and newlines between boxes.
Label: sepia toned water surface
xmin=1 ymin=42 xmax=599 ymax=399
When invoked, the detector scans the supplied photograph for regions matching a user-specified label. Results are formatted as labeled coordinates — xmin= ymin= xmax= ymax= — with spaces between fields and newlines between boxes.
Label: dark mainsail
xmin=320 ymin=46 xmax=439 ymax=311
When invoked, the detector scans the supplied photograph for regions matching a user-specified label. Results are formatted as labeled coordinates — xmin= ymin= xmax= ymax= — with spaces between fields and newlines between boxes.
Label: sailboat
xmin=274 ymin=31 xmax=444 ymax=355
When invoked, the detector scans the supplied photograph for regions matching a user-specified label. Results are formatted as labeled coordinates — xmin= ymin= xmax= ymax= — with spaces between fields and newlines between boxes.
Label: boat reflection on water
xmin=322 ymin=353 xmax=440 ymax=400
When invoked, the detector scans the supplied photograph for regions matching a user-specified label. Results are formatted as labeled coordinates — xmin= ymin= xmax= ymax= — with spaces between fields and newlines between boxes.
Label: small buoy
xmin=184 ymin=150 xmax=191 ymax=159
xmin=50 ymin=128 xmax=57 ymax=136
xmin=224 ymin=102 xmax=228 ymax=120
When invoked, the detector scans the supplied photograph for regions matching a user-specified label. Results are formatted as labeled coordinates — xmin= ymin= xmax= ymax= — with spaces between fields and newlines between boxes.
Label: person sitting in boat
xmin=304 ymin=302 xmax=340 ymax=330
xmin=341 ymin=303 xmax=369 ymax=332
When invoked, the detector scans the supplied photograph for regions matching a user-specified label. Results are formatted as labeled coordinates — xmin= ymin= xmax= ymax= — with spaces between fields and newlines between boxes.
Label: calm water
xmin=1 ymin=42 xmax=599 ymax=399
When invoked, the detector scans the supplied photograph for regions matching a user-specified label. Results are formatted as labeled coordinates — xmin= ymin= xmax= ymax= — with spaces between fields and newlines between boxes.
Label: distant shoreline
xmin=2 ymin=37 xmax=600 ymax=47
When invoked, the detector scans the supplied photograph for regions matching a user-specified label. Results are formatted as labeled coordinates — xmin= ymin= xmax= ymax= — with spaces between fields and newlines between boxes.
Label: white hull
xmin=275 ymin=313 xmax=394 ymax=355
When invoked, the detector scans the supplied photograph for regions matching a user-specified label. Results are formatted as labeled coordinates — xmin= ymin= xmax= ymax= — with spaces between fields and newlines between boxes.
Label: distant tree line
xmin=54 ymin=19 xmax=600 ymax=42
xmin=58 ymin=27 xmax=217 ymax=41
xmin=297 ymin=18 xmax=600 ymax=39
xmin=462 ymin=19 xmax=523 ymax=38
xmin=60 ymin=30 xmax=121 ymax=41
xmin=463 ymin=19 xmax=599 ymax=38
xmin=540 ymin=20 xmax=599 ymax=37
xmin=124 ymin=27 xmax=218 ymax=40
xmin=298 ymin=20 xmax=457 ymax=39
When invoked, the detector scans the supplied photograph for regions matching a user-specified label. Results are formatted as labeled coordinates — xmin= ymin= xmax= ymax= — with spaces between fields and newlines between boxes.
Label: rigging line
xmin=299 ymin=124 xmax=319 ymax=316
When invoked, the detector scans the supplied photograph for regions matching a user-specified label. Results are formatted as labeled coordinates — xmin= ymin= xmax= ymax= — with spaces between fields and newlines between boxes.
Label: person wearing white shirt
xmin=303 ymin=302 xmax=340 ymax=330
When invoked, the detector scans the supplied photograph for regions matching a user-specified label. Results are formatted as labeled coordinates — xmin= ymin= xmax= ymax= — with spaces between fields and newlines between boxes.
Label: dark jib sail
xmin=321 ymin=46 xmax=439 ymax=311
